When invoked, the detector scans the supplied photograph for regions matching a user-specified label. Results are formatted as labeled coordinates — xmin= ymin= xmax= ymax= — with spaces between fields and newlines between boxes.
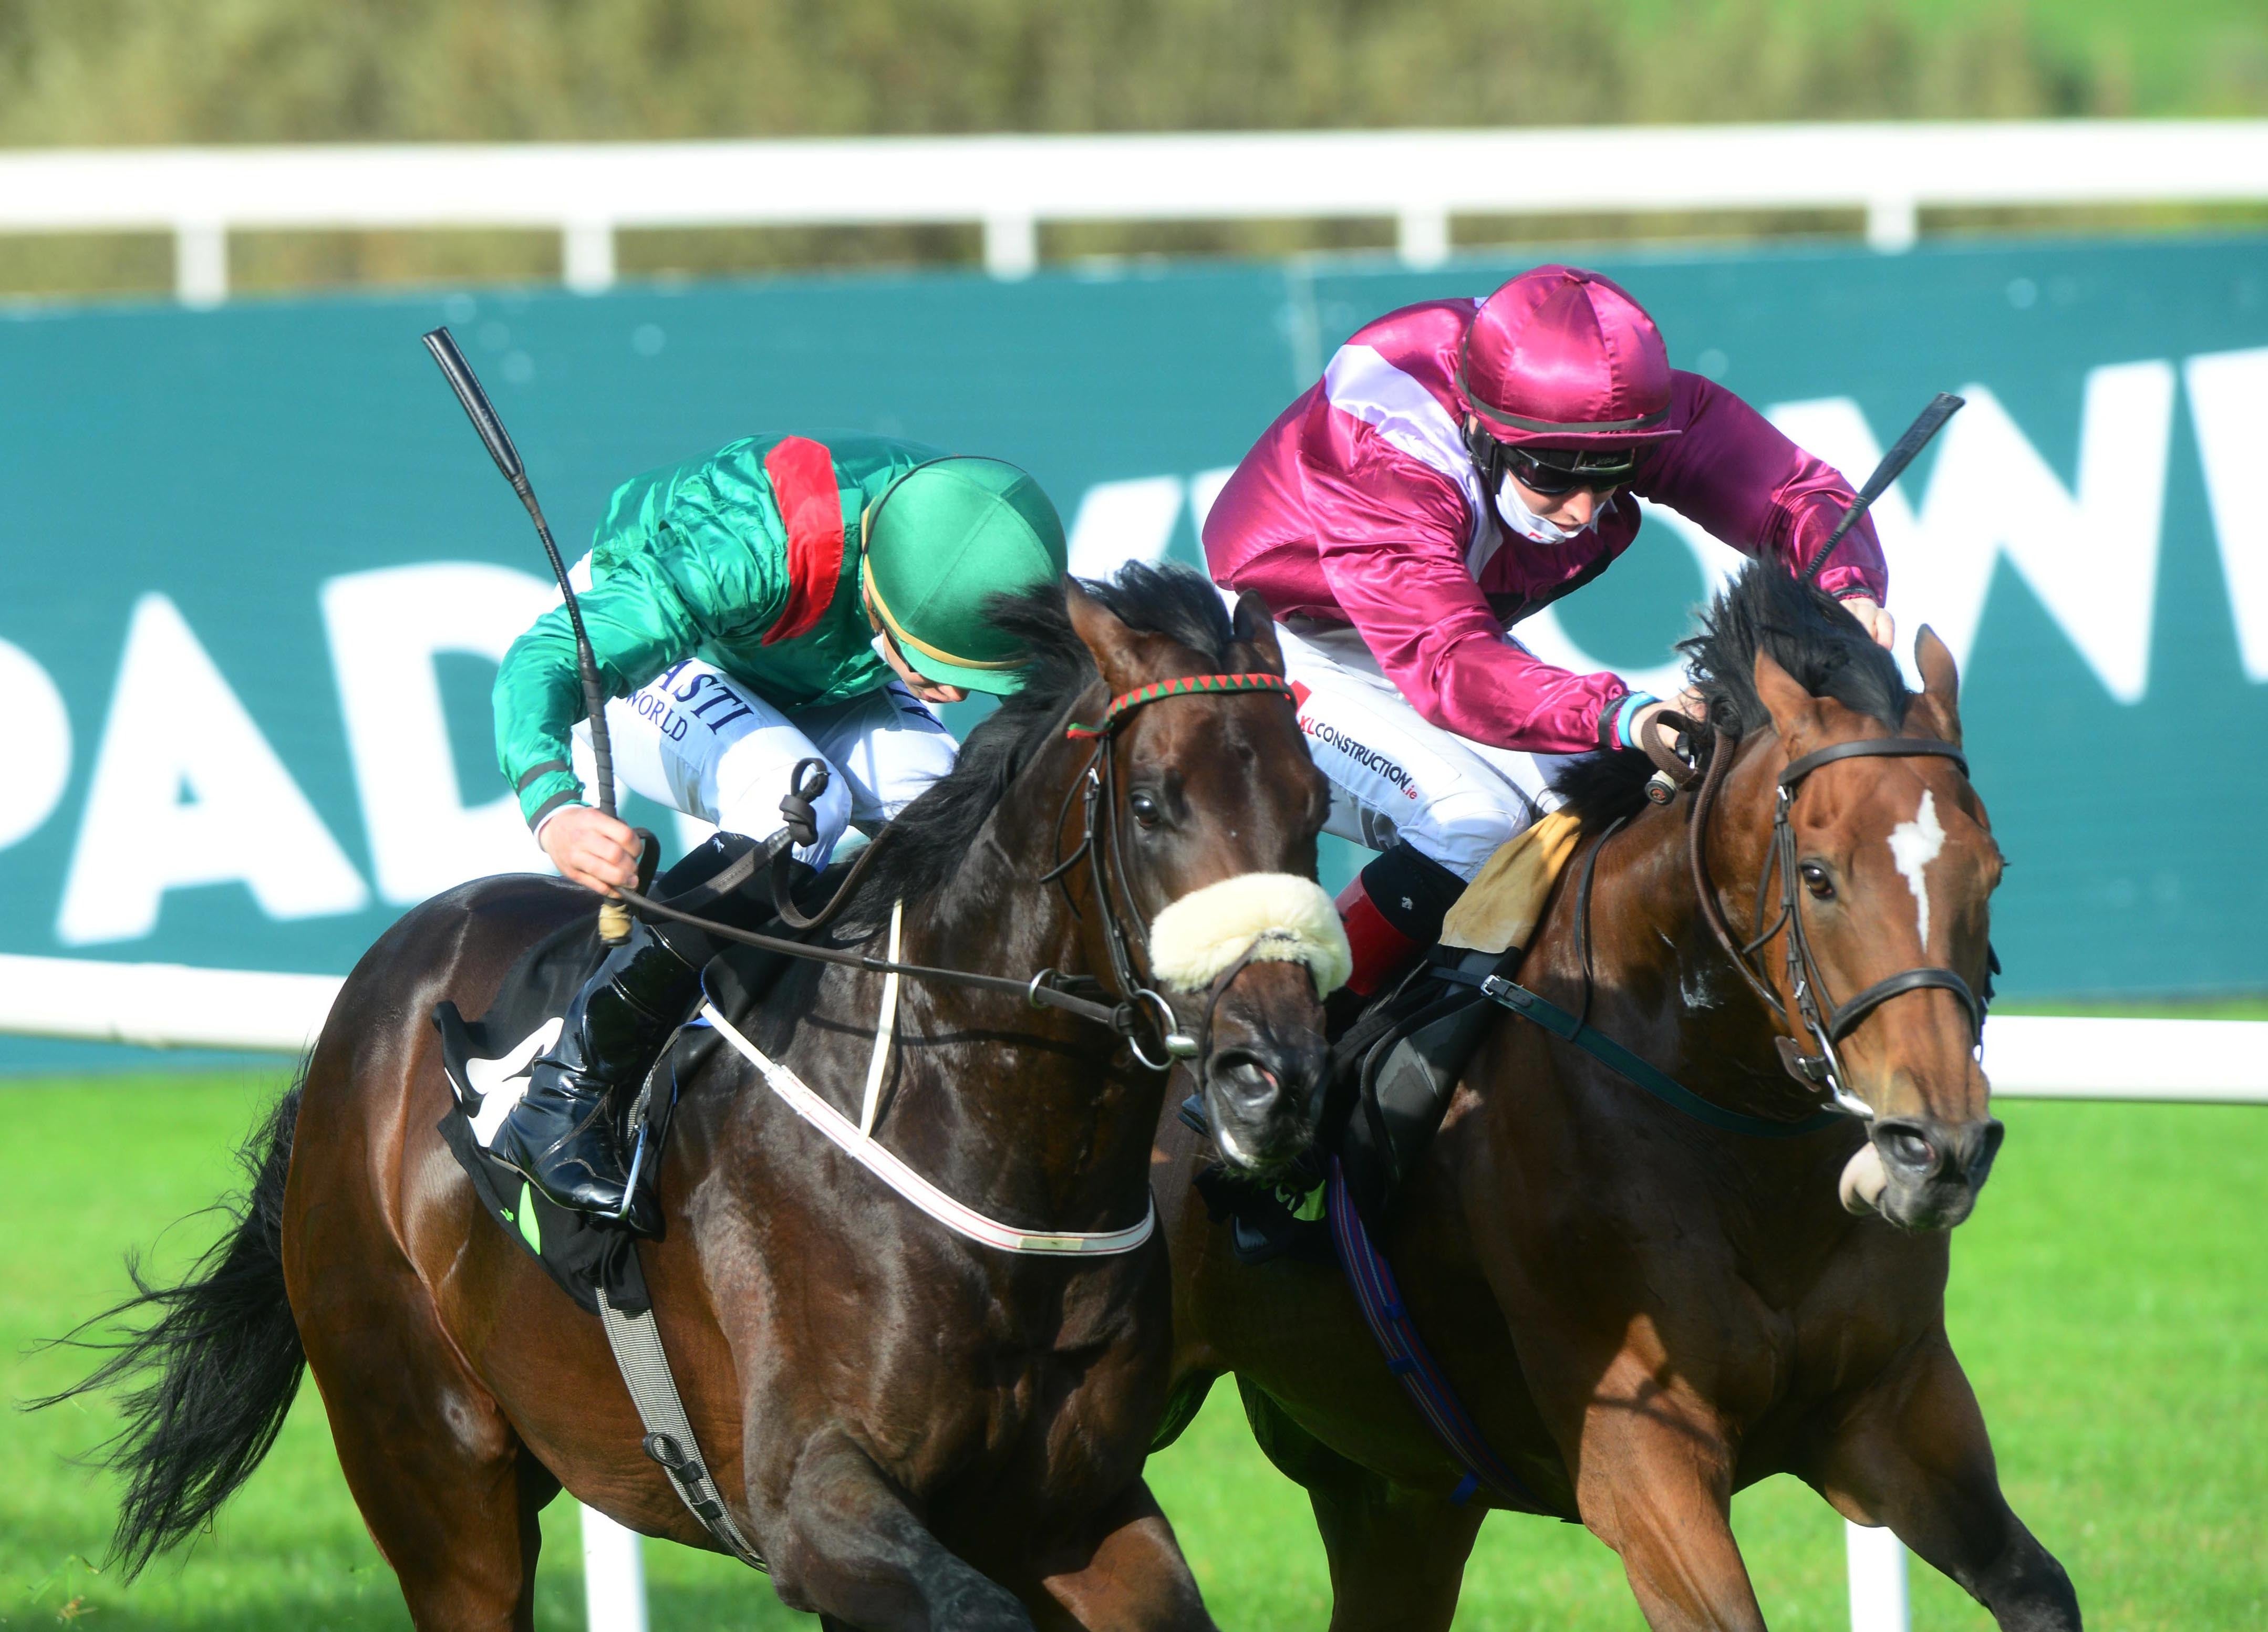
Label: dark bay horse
xmin=63 ymin=567 xmax=1332 ymax=1631
xmin=1157 ymin=565 xmax=2080 ymax=1630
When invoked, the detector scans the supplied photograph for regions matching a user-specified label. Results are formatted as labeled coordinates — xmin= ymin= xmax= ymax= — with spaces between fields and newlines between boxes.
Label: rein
xmin=1689 ymin=726 xmax=1984 ymax=1119
xmin=613 ymin=671 xmax=1299 ymax=1068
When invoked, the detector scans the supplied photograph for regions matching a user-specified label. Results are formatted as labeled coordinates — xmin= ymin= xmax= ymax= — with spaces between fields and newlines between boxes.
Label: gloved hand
xmin=1630 ymin=685 xmax=1707 ymax=765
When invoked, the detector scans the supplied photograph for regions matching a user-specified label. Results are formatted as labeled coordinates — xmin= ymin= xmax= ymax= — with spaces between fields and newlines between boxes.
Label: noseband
xmin=1689 ymin=729 xmax=1985 ymax=1119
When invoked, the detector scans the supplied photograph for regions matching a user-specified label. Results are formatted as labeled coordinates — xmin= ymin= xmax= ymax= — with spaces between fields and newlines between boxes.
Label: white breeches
xmin=575 ymin=659 xmax=957 ymax=866
xmin=1274 ymin=620 xmax=1579 ymax=882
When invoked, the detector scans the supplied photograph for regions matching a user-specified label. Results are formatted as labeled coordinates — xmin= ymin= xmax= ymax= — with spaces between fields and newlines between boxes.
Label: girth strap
xmin=595 ymin=1289 xmax=769 ymax=1571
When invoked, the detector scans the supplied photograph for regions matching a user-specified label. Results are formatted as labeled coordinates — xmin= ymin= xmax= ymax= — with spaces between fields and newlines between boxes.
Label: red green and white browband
xmin=1065 ymin=673 xmax=1297 ymax=739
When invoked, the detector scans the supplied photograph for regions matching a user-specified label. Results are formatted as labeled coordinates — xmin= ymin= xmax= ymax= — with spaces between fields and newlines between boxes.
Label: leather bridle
xmin=1046 ymin=672 xmax=1299 ymax=1069
xmin=1686 ymin=727 xmax=1986 ymax=1120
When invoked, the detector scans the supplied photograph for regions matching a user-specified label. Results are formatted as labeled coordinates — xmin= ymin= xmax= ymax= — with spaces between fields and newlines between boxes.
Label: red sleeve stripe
xmin=761 ymin=435 xmax=846 ymax=646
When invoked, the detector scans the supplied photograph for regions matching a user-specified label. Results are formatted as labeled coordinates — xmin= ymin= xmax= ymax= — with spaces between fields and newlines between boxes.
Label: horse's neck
xmin=1580 ymin=782 xmax=1834 ymax=1129
xmin=884 ymin=744 xmax=1161 ymax=1231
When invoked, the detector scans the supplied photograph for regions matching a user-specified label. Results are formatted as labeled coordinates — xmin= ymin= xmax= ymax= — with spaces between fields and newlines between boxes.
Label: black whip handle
xmin=421 ymin=325 xmax=618 ymax=822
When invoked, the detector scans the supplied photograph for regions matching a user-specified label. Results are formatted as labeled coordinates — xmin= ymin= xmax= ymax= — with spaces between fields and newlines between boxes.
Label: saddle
xmin=433 ymin=911 xmax=674 ymax=1313
xmin=1193 ymin=812 xmax=1585 ymax=1261
xmin=430 ymin=856 xmax=830 ymax=1312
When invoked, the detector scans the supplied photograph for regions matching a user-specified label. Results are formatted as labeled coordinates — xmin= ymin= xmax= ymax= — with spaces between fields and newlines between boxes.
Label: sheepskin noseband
xmin=1146 ymin=872 xmax=1352 ymax=997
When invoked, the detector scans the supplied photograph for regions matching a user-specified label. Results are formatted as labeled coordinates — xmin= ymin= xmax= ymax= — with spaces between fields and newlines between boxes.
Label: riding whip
xmin=420 ymin=326 xmax=632 ymax=944
xmin=1797 ymin=390 xmax=1964 ymax=589
xmin=1642 ymin=390 xmax=1966 ymax=807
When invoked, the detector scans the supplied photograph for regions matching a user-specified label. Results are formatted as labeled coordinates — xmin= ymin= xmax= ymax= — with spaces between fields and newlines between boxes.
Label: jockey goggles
xmin=1465 ymin=421 xmax=1638 ymax=496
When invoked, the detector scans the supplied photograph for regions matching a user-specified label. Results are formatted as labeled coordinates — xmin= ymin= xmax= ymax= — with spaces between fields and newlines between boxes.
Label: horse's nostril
xmin=1208 ymin=1049 xmax=1280 ymax=1104
xmin=1878 ymin=1126 xmax=1936 ymax=1174
xmin=1968 ymin=1118 xmax=2006 ymax=1181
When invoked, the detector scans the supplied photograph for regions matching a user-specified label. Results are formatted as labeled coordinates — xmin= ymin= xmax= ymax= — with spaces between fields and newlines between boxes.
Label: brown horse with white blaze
xmin=1157 ymin=564 xmax=2080 ymax=1630
xmin=53 ymin=566 xmax=1336 ymax=1632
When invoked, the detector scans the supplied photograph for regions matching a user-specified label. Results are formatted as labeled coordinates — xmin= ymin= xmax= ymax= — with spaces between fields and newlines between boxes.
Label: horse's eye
xmin=1799 ymin=862 xmax=1835 ymax=900
xmin=1128 ymin=791 xmax=1163 ymax=828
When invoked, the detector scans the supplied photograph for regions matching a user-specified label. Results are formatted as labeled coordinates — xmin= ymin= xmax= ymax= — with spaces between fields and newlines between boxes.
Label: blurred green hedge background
xmin=3 ymin=0 xmax=2265 ymax=297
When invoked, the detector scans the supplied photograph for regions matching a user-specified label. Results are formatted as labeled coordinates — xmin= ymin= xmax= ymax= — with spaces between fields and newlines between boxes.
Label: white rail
xmin=6 ymin=953 xmax=2260 ymax=1100
xmin=3 ymin=121 xmax=2267 ymax=305
xmin=6 ymin=953 xmax=2259 ymax=1629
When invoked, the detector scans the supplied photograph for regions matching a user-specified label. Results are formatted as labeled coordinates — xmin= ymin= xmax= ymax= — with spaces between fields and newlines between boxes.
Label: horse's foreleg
xmin=1810 ymin=1332 xmax=2080 ymax=1630
xmin=774 ymin=1428 xmax=1034 ymax=1632
xmin=1032 ymin=1478 xmax=1215 ymax=1632
xmin=1568 ymin=1377 xmax=1766 ymax=1631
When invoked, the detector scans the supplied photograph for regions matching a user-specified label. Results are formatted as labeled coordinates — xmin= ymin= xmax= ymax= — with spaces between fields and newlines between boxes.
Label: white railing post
xmin=174 ymin=220 xmax=228 ymax=307
xmin=982 ymin=212 xmax=1038 ymax=279
xmin=1396 ymin=205 xmax=1452 ymax=269
xmin=564 ymin=219 xmax=618 ymax=293
xmin=1866 ymin=194 xmax=1920 ymax=253
xmin=1846 ymin=1521 xmax=1911 ymax=1632
xmin=581 ymin=1503 xmax=649 ymax=1632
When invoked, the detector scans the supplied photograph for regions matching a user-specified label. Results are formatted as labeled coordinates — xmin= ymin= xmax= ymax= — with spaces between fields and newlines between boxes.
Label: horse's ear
xmin=1230 ymin=590 xmax=1285 ymax=675
xmin=1066 ymin=580 xmax=1146 ymax=691
xmin=1753 ymin=649 xmax=1820 ymax=751
xmin=1912 ymin=623 xmax=1963 ymax=745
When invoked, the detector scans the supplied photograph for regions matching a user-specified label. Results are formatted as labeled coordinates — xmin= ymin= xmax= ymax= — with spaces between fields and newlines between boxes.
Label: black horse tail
xmin=34 ymin=1076 xmax=307 ymax=1578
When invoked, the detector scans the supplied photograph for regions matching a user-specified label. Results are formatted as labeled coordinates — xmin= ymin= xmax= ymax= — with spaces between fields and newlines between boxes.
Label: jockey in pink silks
xmin=1202 ymin=264 xmax=1894 ymax=1003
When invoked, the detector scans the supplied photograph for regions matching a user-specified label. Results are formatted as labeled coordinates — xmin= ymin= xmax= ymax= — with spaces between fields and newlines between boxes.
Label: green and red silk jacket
xmin=494 ymin=431 xmax=939 ymax=829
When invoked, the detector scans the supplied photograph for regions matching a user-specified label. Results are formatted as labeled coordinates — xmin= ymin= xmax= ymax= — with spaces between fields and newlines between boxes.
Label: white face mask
xmin=1494 ymin=470 xmax=1591 ymax=544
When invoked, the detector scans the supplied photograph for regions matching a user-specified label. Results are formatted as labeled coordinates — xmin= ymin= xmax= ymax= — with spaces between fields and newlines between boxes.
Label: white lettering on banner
xmin=57 ymin=594 xmax=368 ymax=946
xmin=1063 ymin=467 xmax=1241 ymax=582
xmin=1770 ymin=362 xmax=2179 ymax=703
xmin=1065 ymin=475 xmax=1185 ymax=580
xmin=322 ymin=562 xmax=555 ymax=905
xmin=0 ymin=641 xmax=71 ymax=851
xmin=2180 ymin=347 xmax=2268 ymax=683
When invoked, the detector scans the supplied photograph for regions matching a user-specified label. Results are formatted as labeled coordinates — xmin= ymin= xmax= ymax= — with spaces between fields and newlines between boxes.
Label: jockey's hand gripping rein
xmin=421 ymin=326 xmax=635 ymax=943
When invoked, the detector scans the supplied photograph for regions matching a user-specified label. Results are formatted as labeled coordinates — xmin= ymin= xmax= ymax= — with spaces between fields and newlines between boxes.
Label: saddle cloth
xmin=432 ymin=913 xmax=666 ymax=1317
xmin=1439 ymin=808 xmax=1585 ymax=955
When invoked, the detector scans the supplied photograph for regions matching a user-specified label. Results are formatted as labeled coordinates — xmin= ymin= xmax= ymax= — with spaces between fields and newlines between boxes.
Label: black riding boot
xmin=489 ymin=917 xmax=703 ymax=1215
xmin=492 ymin=830 xmax=800 ymax=1216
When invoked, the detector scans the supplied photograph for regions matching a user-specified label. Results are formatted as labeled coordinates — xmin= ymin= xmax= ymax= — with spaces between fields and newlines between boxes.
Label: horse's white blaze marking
xmin=1888 ymin=790 xmax=1946 ymax=948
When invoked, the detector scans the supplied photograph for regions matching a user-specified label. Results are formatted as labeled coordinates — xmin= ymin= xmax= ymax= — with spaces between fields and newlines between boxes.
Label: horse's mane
xmin=1551 ymin=559 xmax=1912 ymax=829
xmin=847 ymin=562 xmax=1237 ymax=918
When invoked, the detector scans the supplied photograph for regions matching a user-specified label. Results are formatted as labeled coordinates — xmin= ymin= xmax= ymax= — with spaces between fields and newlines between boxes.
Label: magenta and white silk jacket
xmin=1202 ymin=297 xmax=1890 ymax=756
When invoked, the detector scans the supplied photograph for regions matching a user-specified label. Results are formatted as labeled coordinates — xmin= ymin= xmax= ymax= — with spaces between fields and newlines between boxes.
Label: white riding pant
xmin=1275 ymin=620 xmax=1579 ymax=882
xmin=573 ymin=658 xmax=956 ymax=866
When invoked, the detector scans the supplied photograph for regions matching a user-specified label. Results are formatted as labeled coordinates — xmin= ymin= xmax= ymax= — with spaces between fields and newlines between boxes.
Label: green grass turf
xmin=4 ymin=1072 xmax=2262 ymax=1629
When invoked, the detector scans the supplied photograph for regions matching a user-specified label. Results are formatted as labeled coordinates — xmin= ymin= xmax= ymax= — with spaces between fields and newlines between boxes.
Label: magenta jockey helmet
xmin=1458 ymin=265 xmax=1682 ymax=450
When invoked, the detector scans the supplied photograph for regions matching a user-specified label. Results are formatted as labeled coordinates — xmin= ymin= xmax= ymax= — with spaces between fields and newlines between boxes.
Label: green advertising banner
xmin=2 ymin=236 xmax=2264 ymax=1065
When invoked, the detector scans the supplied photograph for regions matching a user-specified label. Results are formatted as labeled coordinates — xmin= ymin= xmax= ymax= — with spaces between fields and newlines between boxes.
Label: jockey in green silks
xmin=490 ymin=433 xmax=1068 ymax=1215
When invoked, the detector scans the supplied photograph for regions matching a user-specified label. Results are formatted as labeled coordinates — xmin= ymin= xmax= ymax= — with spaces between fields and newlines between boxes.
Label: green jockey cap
xmin=862 ymin=456 xmax=1067 ymax=697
